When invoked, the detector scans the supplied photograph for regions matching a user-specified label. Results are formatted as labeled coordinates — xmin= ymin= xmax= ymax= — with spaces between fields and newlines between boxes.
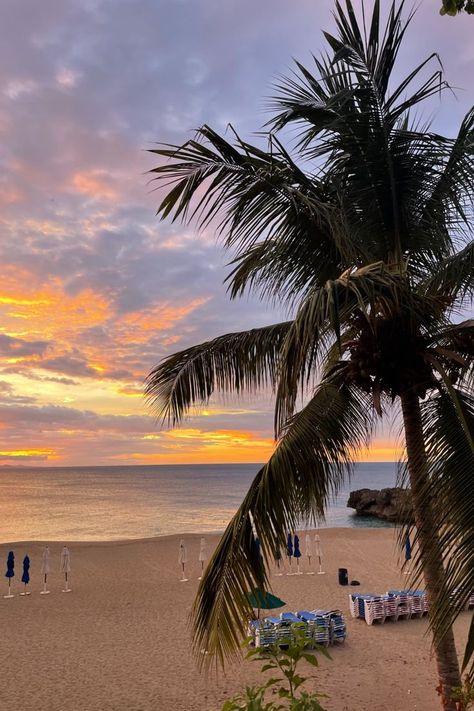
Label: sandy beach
xmin=0 ymin=528 xmax=470 ymax=711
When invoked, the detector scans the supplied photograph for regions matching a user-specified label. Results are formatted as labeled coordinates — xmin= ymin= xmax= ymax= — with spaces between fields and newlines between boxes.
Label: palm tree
xmin=146 ymin=2 xmax=474 ymax=708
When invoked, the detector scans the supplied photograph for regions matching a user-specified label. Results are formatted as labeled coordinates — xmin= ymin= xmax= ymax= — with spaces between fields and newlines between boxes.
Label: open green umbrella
xmin=247 ymin=588 xmax=285 ymax=617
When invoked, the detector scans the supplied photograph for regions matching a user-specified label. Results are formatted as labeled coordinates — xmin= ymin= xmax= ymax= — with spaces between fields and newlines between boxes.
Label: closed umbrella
xmin=294 ymin=534 xmax=302 ymax=575
xmin=254 ymin=537 xmax=264 ymax=561
xmin=198 ymin=537 xmax=207 ymax=580
xmin=305 ymin=534 xmax=315 ymax=575
xmin=315 ymin=533 xmax=325 ymax=575
xmin=20 ymin=555 xmax=30 ymax=596
xmin=40 ymin=546 xmax=51 ymax=595
xmin=4 ymin=551 xmax=14 ymax=598
xmin=286 ymin=532 xmax=294 ymax=575
xmin=404 ymin=533 xmax=412 ymax=575
xmin=274 ymin=546 xmax=283 ymax=576
xmin=60 ymin=546 xmax=71 ymax=592
xmin=178 ymin=540 xmax=188 ymax=582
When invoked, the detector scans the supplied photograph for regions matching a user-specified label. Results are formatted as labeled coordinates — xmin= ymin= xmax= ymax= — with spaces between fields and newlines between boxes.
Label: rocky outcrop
xmin=347 ymin=487 xmax=413 ymax=523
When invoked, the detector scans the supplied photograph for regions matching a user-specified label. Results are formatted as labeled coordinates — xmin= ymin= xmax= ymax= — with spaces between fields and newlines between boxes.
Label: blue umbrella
xmin=21 ymin=556 xmax=30 ymax=595
xmin=286 ymin=533 xmax=294 ymax=575
xmin=405 ymin=533 xmax=412 ymax=562
xmin=4 ymin=551 xmax=14 ymax=598
xmin=294 ymin=534 xmax=302 ymax=574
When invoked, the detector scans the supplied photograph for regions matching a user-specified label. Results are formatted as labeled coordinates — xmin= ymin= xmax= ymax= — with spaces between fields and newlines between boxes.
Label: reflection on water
xmin=0 ymin=462 xmax=398 ymax=542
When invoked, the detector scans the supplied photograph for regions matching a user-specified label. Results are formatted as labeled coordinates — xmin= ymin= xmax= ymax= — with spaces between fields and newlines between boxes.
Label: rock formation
xmin=347 ymin=488 xmax=413 ymax=523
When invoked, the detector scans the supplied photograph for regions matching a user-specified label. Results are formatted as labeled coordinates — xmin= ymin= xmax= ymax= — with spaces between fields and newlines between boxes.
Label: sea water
xmin=0 ymin=462 xmax=398 ymax=542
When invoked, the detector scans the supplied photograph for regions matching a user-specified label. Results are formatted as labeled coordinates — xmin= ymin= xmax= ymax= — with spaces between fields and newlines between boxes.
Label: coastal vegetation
xmin=147 ymin=1 xmax=474 ymax=708
xmin=222 ymin=628 xmax=329 ymax=711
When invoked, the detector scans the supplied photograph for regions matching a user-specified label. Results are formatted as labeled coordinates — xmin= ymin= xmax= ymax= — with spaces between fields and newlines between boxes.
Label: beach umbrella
xmin=315 ymin=533 xmax=325 ymax=575
xmin=178 ymin=540 xmax=188 ymax=582
xmin=293 ymin=534 xmax=302 ymax=575
xmin=60 ymin=546 xmax=71 ymax=593
xmin=305 ymin=534 xmax=315 ymax=575
xmin=20 ymin=555 xmax=30 ymax=596
xmin=198 ymin=537 xmax=207 ymax=580
xmin=286 ymin=532 xmax=294 ymax=575
xmin=4 ymin=551 xmax=14 ymax=598
xmin=404 ymin=533 xmax=412 ymax=575
xmin=247 ymin=588 xmax=285 ymax=618
xmin=274 ymin=546 xmax=283 ymax=576
xmin=40 ymin=546 xmax=51 ymax=595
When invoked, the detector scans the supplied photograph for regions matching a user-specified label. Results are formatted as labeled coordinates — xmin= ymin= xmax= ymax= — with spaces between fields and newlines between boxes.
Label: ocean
xmin=0 ymin=462 xmax=399 ymax=543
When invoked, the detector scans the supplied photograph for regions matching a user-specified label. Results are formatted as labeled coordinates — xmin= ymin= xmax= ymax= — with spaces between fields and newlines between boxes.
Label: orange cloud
xmin=118 ymin=298 xmax=209 ymax=341
xmin=358 ymin=439 xmax=401 ymax=462
xmin=134 ymin=427 xmax=275 ymax=464
xmin=0 ymin=448 xmax=57 ymax=458
xmin=72 ymin=170 xmax=118 ymax=200
xmin=0 ymin=186 xmax=23 ymax=206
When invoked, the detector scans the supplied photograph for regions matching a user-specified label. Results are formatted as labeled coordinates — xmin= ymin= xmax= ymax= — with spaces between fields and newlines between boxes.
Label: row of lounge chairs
xmin=249 ymin=609 xmax=346 ymax=648
xmin=350 ymin=590 xmax=474 ymax=625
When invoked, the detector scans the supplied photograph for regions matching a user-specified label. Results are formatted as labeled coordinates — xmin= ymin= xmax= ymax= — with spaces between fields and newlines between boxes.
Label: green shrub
xmin=221 ymin=626 xmax=330 ymax=711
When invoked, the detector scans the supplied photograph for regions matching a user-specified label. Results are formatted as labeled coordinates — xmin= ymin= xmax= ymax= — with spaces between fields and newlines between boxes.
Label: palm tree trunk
xmin=400 ymin=390 xmax=461 ymax=710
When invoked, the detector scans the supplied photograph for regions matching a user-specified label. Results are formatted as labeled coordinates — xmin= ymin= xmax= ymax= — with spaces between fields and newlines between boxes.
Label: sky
xmin=0 ymin=0 xmax=472 ymax=467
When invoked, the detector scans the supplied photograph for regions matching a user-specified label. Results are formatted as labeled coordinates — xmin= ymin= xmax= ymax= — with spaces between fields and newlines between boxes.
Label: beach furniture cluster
xmin=349 ymin=590 xmax=431 ymax=624
xmin=248 ymin=609 xmax=346 ymax=648
xmin=3 ymin=546 xmax=71 ymax=598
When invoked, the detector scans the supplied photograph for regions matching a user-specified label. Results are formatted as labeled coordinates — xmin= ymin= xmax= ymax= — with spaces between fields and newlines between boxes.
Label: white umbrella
xmin=60 ymin=546 xmax=71 ymax=593
xmin=315 ymin=533 xmax=325 ymax=575
xmin=198 ymin=538 xmax=207 ymax=580
xmin=40 ymin=546 xmax=51 ymax=595
xmin=178 ymin=540 xmax=188 ymax=582
xmin=305 ymin=534 xmax=315 ymax=575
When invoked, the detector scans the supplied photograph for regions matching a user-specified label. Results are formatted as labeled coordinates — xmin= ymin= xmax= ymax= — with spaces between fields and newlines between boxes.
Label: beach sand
xmin=0 ymin=528 xmax=469 ymax=711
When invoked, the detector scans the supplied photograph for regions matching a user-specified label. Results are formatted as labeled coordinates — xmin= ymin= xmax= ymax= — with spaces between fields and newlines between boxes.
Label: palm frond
xmin=418 ymin=109 xmax=474 ymax=251
xmin=192 ymin=376 xmax=376 ymax=666
xmin=268 ymin=1 xmax=457 ymax=270
xmin=416 ymin=387 xmax=474 ymax=674
xmin=274 ymin=262 xmax=420 ymax=432
xmin=421 ymin=240 xmax=474 ymax=306
xmin=145 ymin=322 xmax=291 ymax=424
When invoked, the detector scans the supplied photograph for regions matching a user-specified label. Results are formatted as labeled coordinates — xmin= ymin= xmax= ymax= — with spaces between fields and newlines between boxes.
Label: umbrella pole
xmin=317 ymin=555 xmax=325 ymax=575
xmin=40 ymin=574 xmax=50 ymax=595
xmin=4 ymin=578 xmax=13 ymax=599
xmin=307 ymin=555 xmax=315 ymax=575
xmin=63 ymin=571 xmax=71 ymax=593
xmin=198 ymin=561 xmax=204 ymax=580
xmin=180 ymin=562 xmax=188 ymax=582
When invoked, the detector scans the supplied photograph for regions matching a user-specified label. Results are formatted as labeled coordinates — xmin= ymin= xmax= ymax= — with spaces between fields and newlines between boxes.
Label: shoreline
xmin=0 ymin=524 xmax=397 ymax=548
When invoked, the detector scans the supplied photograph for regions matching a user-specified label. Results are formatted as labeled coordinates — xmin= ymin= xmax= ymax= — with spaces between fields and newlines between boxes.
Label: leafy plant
xmin=452 ymin=676 xmax=474 ymax=710
xmin=221 ymin=627 xmax=329 ymax=711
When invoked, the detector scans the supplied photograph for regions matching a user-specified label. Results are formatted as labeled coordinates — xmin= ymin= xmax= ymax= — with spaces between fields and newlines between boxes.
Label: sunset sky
xmin=0 ymin=0 xmax=472 ymax=466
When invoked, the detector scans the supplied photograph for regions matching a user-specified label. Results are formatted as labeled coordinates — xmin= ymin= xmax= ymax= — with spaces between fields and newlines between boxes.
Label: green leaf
xmin=301 ymin=653 xmax=320 ymax=667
